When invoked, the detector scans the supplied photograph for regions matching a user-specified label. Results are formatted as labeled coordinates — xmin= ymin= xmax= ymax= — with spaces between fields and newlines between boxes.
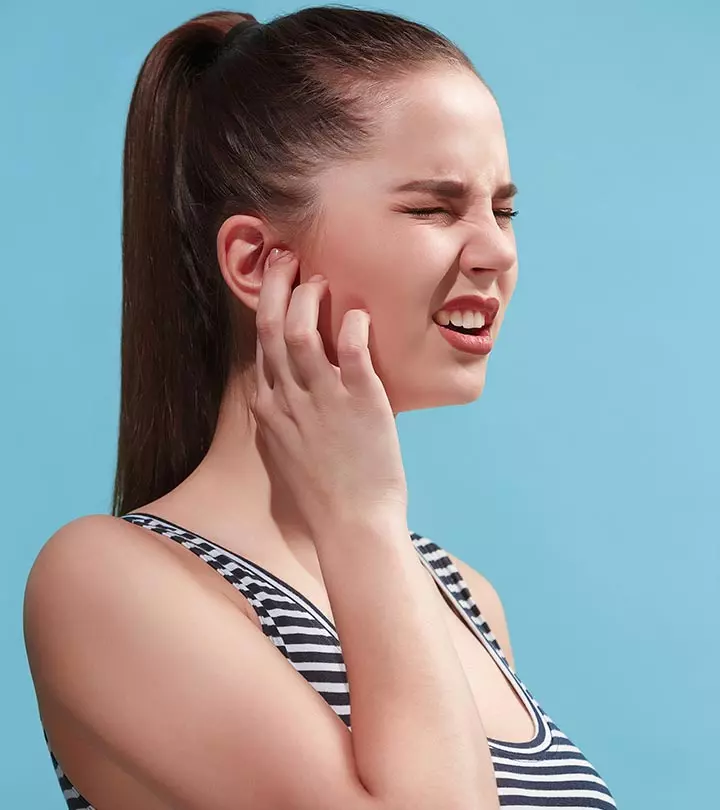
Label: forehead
xmin=372 ymin=68 xmax=509 ymax=190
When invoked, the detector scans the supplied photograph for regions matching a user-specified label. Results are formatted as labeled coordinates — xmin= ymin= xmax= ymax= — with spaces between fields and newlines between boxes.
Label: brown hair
xmin=112 ymin=4 xmax=481 ymax=517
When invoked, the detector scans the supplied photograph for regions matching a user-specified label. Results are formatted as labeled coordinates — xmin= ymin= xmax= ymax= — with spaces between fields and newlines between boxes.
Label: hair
xmin=111 ymin=4 xmax=484 ymax=517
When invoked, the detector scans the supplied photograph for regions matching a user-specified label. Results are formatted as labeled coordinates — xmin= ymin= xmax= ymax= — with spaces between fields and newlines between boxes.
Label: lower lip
xmin=434 ymin=322 xmax=493 ymax=355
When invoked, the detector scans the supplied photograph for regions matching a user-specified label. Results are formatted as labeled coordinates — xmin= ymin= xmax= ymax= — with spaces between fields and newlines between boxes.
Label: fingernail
xmin=308 ymin=274 xmax=324 ymax=283
xmin=266 ymin=248 xmax=293 ymax=268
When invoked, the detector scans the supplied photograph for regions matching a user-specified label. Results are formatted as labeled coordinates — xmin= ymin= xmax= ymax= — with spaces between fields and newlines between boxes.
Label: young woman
xmin=23 ymin=6 xmax=617 ymax=809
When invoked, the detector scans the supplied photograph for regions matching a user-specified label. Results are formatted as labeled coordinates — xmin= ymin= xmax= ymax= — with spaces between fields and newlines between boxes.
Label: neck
xmin=147 ymin=371 xmax=321 ymax=574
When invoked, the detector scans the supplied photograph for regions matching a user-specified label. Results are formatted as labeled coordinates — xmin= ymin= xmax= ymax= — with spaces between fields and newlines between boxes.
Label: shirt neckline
xmin=122 ymin=511 xmax=552 ymax=753
xmin=413 ymin=546 xmax=552 ymax=753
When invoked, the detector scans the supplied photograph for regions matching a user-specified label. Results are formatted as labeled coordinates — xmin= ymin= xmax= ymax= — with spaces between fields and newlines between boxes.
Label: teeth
xmin=433 ymin=309 xmax=486 ymax=329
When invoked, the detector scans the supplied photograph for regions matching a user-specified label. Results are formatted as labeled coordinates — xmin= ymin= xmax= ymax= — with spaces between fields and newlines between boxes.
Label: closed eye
xmin=404 ymin=207 xmax=519 ymax=221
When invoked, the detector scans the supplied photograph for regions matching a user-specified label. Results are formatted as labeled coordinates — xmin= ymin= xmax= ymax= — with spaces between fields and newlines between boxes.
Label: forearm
xmin=314 ymin=515 xmax=500 ymax=810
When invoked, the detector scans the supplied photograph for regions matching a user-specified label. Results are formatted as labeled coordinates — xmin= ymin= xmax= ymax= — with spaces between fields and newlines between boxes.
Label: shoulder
xmin=23 ymin=514 xmax=187 ymax=643
xmin=22 ymin=512 xmax=239 ymax=712
xmin=26 ymin=514 xmax=168 ymax=588
xmin=29 ymin=513 xmax=148 ymax=560
xmin=443 ymin=549 xmax=516 ymax=670
xmin=26 ymin=515 xmax=125 ymax=594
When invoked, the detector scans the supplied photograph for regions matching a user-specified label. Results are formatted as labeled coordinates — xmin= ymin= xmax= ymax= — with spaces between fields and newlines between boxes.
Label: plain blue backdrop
xmin=2 ymin=0 xmax=718 ymax=806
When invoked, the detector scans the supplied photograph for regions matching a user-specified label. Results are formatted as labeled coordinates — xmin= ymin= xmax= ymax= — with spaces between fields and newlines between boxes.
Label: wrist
xmin=313 ymin=508 xmax=409 ymax=548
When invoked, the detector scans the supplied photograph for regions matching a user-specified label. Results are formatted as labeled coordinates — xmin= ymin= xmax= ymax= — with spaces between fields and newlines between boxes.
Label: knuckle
xmin=253 ymin=391 xmax=272 ymax=415
xmin=336 ymin=339 xmax=364 ymax=356
xmin=255 ymin=315 xmax=281 ymax=336
xmin=284 ymin=326 xmax=315 ymax=347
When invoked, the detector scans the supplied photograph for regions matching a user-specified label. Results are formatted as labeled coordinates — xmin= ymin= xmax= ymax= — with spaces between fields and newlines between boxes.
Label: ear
xmin=216 ymin=214 xmax=295 ymax=312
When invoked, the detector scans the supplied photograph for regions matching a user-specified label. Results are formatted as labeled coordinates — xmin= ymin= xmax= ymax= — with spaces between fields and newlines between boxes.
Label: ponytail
xmin=112 ymin=12 xmax=256 ymax=516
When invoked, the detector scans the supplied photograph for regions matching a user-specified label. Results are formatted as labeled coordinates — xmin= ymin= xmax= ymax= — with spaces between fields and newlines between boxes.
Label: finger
xmin=254 ymin=331 xmax=272 ymax=391
xmin=283 ymin=276 xmax=339 ymax=395
xmin=253 ymin=330 xmax=295 ymax=424
xmin=336 ymin=309 xmax=378 ymax=396
xmin=251 ymin=334 xmax=269 ymax=418
xmin=255 ymin=251 xmax=301 ymax=394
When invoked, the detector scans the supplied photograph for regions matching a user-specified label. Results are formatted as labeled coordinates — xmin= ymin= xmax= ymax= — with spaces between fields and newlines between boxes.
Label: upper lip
xmin=433 ymin=295 xmax=500 ymax=325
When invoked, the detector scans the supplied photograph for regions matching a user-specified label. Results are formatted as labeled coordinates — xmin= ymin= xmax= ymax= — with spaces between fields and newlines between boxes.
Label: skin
xmin=21 ymin=67 xmax=526 ymax=810
xmin=148 ymin=66 xmax=519 ymax=636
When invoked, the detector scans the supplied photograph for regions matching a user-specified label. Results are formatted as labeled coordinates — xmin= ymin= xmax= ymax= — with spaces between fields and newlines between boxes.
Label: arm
xmin=314 ymin=516 xmax=501 ymax=810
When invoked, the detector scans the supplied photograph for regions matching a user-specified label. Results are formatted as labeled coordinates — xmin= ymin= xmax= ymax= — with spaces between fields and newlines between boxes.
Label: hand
xmin=250 ymin=248 xmax=408 ymax=537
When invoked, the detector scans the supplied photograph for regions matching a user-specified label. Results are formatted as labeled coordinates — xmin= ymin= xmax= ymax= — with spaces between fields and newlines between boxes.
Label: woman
xmin=23 ymin=6 xmax=617 ymax=809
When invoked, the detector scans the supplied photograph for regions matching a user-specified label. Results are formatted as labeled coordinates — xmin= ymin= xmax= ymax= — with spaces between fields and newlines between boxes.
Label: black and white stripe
xmin=42 ymin=512 xmax=617 ymax=809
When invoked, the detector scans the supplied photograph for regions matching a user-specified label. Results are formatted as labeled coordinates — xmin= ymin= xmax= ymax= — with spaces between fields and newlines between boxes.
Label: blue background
xmin=2 ymin=1 xmax=718 ymax=806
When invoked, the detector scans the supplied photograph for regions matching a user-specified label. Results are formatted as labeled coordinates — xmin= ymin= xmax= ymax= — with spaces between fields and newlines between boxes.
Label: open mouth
xmin=440 ymin=322 xmax=488 ymax=336
xmin=432 ymin=296 xmax=500 ymax=337
xmin=433 ymin=315 xmax=493 ymax=336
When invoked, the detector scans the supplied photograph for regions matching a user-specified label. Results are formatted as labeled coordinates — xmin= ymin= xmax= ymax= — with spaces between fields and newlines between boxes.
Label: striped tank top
xmin=43 ymin=512 xmax=617 ymax=809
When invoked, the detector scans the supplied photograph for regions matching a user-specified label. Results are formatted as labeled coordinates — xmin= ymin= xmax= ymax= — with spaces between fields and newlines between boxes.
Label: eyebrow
xmin=391 ymin=178 xmax=518 ymax=200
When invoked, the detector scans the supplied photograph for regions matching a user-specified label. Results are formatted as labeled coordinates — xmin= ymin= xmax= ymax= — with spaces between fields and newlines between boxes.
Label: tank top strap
xmin=409 ymin=532 xmax=512 ymax=667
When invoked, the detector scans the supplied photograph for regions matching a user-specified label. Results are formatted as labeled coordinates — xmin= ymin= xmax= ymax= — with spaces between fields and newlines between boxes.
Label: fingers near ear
xmin=255 ymin=333 xmax=273 ymax=400
xmin=337 ymin=309 xmax=375 ymax=394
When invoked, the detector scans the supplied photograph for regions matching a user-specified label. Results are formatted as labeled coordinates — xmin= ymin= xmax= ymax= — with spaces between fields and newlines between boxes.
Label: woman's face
xmin=305 ymin=66 xmax=518 ymax=414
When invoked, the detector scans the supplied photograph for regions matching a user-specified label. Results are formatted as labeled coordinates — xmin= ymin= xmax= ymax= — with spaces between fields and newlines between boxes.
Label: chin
xmin=388 ymin=369 xmax=488 ymax=413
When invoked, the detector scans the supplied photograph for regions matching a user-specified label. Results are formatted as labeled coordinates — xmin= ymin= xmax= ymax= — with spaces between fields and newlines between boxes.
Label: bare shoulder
xmin=22 ymin=513 xmax=377 ymax=810
xmin=26 ymin=514 xmax=134 ymax=597
xmin=23 ymin=513 xmax=178 ymax=674
xmin=443 ymin=550 xmax=516 ymax=670
xmin=25 ymin=513 xmax=177 ymax=610
xmin=28 ymin=512 xmax=158 ymax=569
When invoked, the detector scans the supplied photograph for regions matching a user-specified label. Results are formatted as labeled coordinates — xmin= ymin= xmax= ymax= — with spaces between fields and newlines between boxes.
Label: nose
xmin=460 ymin=221 xmax=517 ymax=279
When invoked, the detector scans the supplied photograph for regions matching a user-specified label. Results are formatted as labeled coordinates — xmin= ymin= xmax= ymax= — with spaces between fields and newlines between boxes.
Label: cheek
xmin=315 ymin=281 xmax=383 ymax=368
xmin=304 ymin=242 xmax=372 ymax=365
xmin=317 ymin=283 xmax=418 ymax=378
xmin=314 ymin=253 xmax=402 ymax=357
